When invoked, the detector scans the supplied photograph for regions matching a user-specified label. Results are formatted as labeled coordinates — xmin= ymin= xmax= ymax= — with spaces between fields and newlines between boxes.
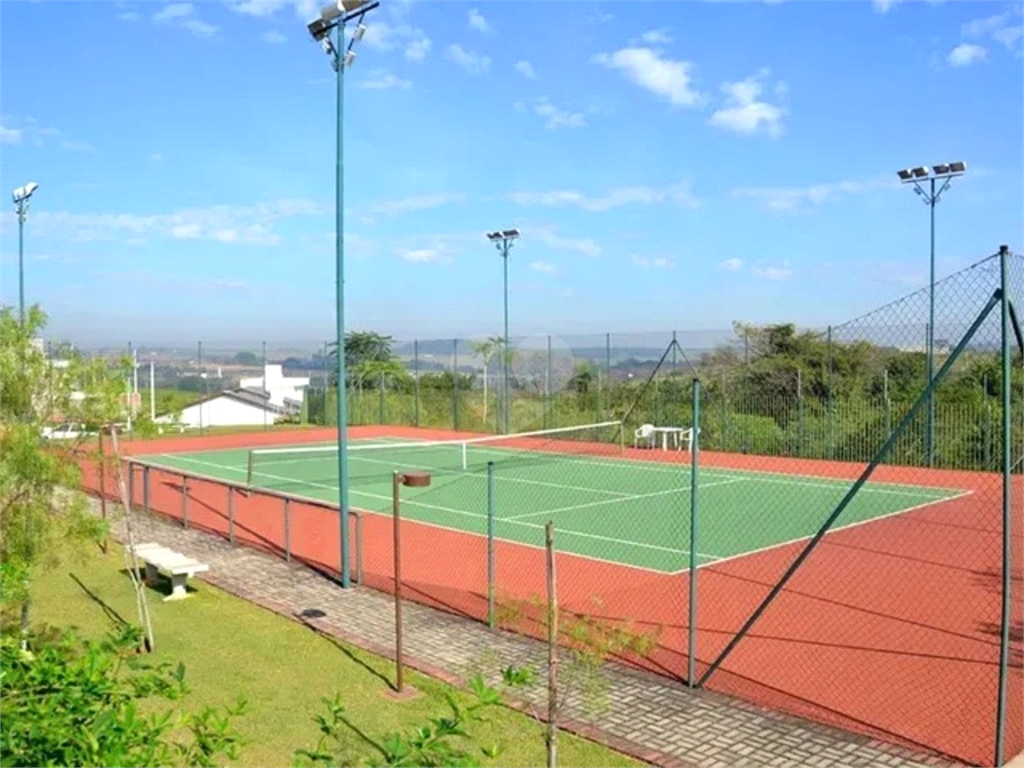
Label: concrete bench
xmin=129 ymin=542 xmax=209 ymax=601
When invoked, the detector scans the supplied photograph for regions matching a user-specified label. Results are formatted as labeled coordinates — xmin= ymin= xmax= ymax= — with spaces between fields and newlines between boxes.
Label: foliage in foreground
xmin=295 ymin=673 xmax=525 ymax=768
xmin=0 ymin=624 xmax=247 ymax=768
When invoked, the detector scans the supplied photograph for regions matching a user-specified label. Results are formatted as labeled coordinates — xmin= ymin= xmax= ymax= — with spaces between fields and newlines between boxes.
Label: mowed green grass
xmin=138 ymin=440 xmax=964 ymax=572
xmin=26 ymin=543 xmax=646 ymax=768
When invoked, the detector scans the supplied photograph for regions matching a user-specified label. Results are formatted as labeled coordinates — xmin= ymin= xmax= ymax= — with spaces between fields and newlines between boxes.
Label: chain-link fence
xmin=74 ymin=248 xmax=1022 ymax=766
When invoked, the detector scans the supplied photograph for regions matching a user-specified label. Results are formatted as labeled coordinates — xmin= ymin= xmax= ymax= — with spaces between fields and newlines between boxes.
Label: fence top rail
xmin=125 ymin=456 xmax=361 ymax=518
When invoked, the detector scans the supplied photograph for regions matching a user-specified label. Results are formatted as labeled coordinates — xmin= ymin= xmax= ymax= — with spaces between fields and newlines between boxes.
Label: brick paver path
xmin=101 ymin=504 xmax=961 ymax=768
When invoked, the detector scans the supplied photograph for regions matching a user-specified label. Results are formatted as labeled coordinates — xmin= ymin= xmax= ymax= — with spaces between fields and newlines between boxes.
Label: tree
xmin=0 ymin=624 xmax=246 ymax=767
xmin=232 ymin=351 xmax=260 ymax=366
xmin=0 ymin=306 xmax=128 ymax=643
xmin=326 ymin=332 xmax=401 ymax=388
xmin=471 ymin=337 xmax=503 ymax=422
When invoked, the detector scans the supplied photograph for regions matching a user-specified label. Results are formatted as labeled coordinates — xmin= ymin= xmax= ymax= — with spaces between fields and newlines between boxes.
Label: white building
xmin=170 ymin=389 xmax=288 ymax=429
xmin=239 ymin=364 xmax=309 ymax=411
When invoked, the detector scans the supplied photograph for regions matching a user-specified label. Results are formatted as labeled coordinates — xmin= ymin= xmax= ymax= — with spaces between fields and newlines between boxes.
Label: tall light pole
xmin=487 ymin=229 xmax=520 ymax=434
xmin=12 ymin=182 xmax=39 ymax=326
xmin=307 ymin=0 xmax=376 ymax=589
xmin=897 ymin=161 xmax=966 ymax=468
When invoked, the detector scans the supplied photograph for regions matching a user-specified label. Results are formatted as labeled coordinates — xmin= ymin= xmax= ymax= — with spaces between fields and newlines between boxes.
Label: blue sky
xmin=1 ymin=0 xmax=1021 ymax=346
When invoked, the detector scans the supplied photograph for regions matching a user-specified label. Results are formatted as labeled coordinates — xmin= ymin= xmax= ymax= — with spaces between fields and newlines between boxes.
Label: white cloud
xmin=871 ymin=0 xmax=901 ymax=13
xmin=399 ymin=249 xmax=437 ymax=262
xmin=631 ymin=255 xmax=672 ymax=269
xmin=639 ymin=29 xmax=672 ymax=45
xmin=468 ymin=8 xmax=490 ymax=33
xmin=25 ymin=199 xmax=322 ymax=246
xmin=446 ymin=44 xmax=490 ymax=74
xmin=721 ymin=258 xmax=743 ymax=272
xmin=262 ymin=30 xmax=286 ymax=44
xmin=752 ymin=263 xmax=792 ymax=280
xmin=61 ymin=140 xmax=96 ymax=153
xmin=530 ymin=226 xmax=601 ymax=258
xmin=515 ymin=60 xmax=536 ymax=79
xmin=358 ymin=71 xmax=412 ymax=90
xmin=152 ymin=3 xmax=218 ymax=38
xmin=506 ymin=182 xmax=699 ymax=211
xmin=947 ymin=43 xmax=987 ymax=67
xmin=530 ymin=261 xmax=557 ymax=273
xmin=371 ymin=193 xmax=464 ymax=216
xmin=593 ymin=47 xmax=701 ymax=107
xmin=228 ymin=0 xmax=318 ymax=19
xmin=962 ymin=8 xmax=1024 ymax=52
xmin=526 ymin=98 xmax=586 ymax=130
xmin=732 ymin=177 xmax=894 ymax=212
xmin=361 ymin=23 xmax=432 ymax=62
xmin=0 ymin=126 xmax=22 ymax=144
xmin=710 ymin=70 xmax=785 ymax=137
xmin=149 ymin=153 xmax=164 ymax=162
xmin=118 ymin=11 xmax=142 ymax=21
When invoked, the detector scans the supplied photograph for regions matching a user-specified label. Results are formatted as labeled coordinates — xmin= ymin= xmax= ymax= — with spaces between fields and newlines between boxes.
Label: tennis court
xmin=135 ymin=428 xmax=967 ymax=574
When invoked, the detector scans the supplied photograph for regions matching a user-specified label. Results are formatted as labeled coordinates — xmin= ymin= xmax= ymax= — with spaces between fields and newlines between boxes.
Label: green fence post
xmin=687 ymin=378 xmax=700 ymax=686
xmin=796 ymin=368 xmax=803 ymax=457
xmin=453 ymin=338 xmax=459 ymax=431
xmin=378 ymin=372 xmax=385 ymax=425
xmin=414 ymin=340 xmax=420 ymax=428
xmin=606 ymin=332 xmax=612 ymax=421
xmin=547 ymin=335 xmax=553 ymax=429
xmin=826 ymin=325 xmax=834 ymax=460
xmin=994 ymin=244 xmax=1013 ymax=767
xmin=487 ymin=460 xmax=496 ymax=629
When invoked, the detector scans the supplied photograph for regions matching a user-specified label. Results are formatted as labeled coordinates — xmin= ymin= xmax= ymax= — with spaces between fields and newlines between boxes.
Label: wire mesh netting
xmin=74 ymin=249 xmax=1022 ymax=767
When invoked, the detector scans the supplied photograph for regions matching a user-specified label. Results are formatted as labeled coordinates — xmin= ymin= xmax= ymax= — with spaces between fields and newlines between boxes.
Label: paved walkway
xmin=103 ymin=504 xmax=961 ymax=768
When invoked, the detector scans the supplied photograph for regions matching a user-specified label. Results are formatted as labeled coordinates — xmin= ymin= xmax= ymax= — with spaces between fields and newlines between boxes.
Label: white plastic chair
xmin=634 ymin=423 xmax=655 ymax=449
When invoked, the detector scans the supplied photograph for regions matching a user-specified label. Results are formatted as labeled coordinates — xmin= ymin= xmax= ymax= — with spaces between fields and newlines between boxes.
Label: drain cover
xmin=299 ymin=608 xmax=326 ymax=619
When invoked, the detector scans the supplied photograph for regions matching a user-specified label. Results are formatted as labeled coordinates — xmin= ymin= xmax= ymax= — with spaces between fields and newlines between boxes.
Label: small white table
xmin=652 ymin=426 xmax=686 ymax=451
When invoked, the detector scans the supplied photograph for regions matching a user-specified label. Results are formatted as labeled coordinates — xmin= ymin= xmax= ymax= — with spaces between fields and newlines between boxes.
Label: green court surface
xmin=136 ymin=439 xmax=966 ymax=573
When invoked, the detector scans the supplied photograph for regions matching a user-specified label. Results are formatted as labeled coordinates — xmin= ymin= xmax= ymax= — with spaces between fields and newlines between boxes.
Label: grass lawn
xmin=25 ymin=543 xmax=646 ymax=768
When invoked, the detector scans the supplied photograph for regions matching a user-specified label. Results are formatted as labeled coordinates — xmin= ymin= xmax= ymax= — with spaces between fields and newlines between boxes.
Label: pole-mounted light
xmin=487 ymin=229 xmax=520 ymax=434
xmin=306 ymin=0 xmax=379 ymax=589
xmin=896 ymin=160 xmax=967 ymax=468
xmin=12 ymin=181 xmax=39 ymax=327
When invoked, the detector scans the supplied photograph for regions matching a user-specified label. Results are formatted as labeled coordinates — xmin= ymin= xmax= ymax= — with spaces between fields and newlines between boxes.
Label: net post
xmin=461 ymin=441 xmax=468 ymax=470
xmin=687 ymin=377 xmax=700 ymax=687
xmin=284 ymin=498 xmax=292 ymax=563
xmin=181 ymin=474 xmax=189 ymax=529
xmin=246 ymin=450 xmax=255 ymax=487
xmin=487 ymin=460 xmax=496 ymax=629
xmin=227 ymin=486 xmax=235 ymax=545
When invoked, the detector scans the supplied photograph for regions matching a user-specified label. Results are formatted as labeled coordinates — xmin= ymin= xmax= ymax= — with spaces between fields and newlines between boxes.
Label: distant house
xmin=169 ymin=389 xmax=291 ymax=429
xmin=239 ymin=365 xmax=310 ymax=412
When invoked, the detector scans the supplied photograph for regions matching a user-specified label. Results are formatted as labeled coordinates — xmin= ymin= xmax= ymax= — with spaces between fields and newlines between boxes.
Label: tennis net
xmin=245 ymin=421 xmax=624 ymax=487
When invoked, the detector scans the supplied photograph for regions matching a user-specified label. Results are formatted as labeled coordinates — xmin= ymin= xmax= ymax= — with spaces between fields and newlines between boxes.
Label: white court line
xmin=157 ymin=453 xmax=723 ymax=563
xmin=667 ymin=489 xmax=975 ymax=576
xmin=503 ymin=477 xmax=747 ymax=521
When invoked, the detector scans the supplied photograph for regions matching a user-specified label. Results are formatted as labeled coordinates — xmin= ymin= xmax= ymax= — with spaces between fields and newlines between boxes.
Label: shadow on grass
xmin=69 ymin=573 xmax=130 ymax=628
xmin=295 ymin=613 xmax=397 ymax=692
xmin=116 ymin=567 xmax=198 ymax=600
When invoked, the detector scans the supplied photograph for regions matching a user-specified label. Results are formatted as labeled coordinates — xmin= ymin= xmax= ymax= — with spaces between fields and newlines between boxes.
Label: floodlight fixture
xmin=911 ymin=166 xmax=930 ymax=179
xmin=897 ymin=169 xmax=914 ymax=182
xmin=340 ymin=0 xmax=367 ymax=11
xmin=352 ymin=23 xmax=367 ymax=41
xmin=308 ymin=16 xmax=332 ymax=40
xmin=933 ymin=164 xmax=950 ymax=176
xmin=320 ymin=3 xmax=342 ymax=21
xmin=12 ymin=182 xmax=39 ymax=204
xmin=502 ymin=229 xmax=520 ymax=239
xmin=487 ymin=231 xmax=503 ymax=241
xmin=486 ymin=228 xmax=521 ymax=433
xmin=343 ymin=50 xmax=356 ymax=68
xmin=948 ymin=160 xmax=966 ymax=174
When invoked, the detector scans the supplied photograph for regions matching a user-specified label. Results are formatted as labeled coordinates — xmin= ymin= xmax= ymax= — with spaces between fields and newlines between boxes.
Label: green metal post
xmin=487 ymin=460 xmax=496 ymax=629
xmin=453 ymin=338 xmax=459 ymax=430
xmin=17 ymin=200 xmax=25 ymax=325
xmin=826 ymin=326 xmax=833 ymax=459
xmin=413 ymin=340 xmax=420 ymax=427
xmin=687 ymin=378 xmax=700 ymax=686
xmin=796 ymin=368 xmax=803 ymax=457
xmin=502 ymin=241 xmax=510 ymax=434
xmin=335 ymin=21 xmax=352 ymax=589
xmin=262 ymin=340 xmax=268 ymax=430
xmin=547 ymin=335 xmax=553 ymax=429
xmin=197 ymin=341 xmax=203 ymax=435
xmin=606 ymin=332 xmax=612 ymax=421
xmin=378 ymin=371 xmax=385 ymax=424
xmin=926 ymin=177 xmax=936 ymax=468
xmin=994 ymin=245 xmax=1012 ymax=767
